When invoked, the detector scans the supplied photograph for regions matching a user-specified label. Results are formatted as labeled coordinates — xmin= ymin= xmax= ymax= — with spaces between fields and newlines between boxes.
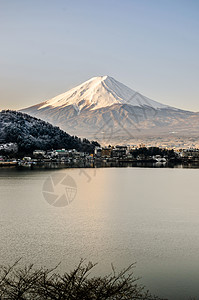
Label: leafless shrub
xmin=0 ymin=259 xmax=166 ymax=300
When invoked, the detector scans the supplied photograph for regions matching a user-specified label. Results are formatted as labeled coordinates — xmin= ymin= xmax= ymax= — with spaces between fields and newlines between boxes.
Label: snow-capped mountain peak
xmin=21 ymin=75 xmax=198 ymax=145
xmin=39 ymin=76 xmax=170 ymax=112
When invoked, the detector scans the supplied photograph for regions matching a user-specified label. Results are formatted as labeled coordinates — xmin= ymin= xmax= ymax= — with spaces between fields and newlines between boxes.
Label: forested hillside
xmin=0 ymin=110 xmax=99 ymax=155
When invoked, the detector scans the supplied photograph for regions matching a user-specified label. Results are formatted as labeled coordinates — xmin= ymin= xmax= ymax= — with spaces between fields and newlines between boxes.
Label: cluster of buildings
xmin=95 ymin=145 xmax=168 ymax=162
xmin=1 ymin=143 xmax=199 ymax=166
xmin=32 ymin=146 xmax=133 ymax=161
xmin=32 ymin=148 xmax=91 ymax=162
xmin=9 ymin=145 xmax=199 ymax=162
xmin=95 ymin=146 xmax=199 ymax=161
xmin=94 ymin=145 xmax=129 ymax=158
xmin=29 ymin=146 xmax=199 ymax=164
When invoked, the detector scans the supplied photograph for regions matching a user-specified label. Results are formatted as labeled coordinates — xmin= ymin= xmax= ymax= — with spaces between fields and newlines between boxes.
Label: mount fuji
xmin=21 ymin=76 xmax=199 ymax=145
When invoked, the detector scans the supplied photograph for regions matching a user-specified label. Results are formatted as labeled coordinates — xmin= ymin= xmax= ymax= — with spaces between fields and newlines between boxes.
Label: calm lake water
xmin=0 ymin=167 xmax=199 ymax=299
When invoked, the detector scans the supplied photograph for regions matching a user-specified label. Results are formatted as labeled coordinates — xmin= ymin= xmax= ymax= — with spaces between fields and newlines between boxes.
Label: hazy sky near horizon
xmin=1 ymin=0 xmax=199 ymax=111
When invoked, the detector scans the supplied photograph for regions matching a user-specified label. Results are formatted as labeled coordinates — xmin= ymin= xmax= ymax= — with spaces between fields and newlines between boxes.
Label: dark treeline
xmin=0 ymin=110 xmax=100 ymax=156
xmin=130 ymin=147 xmax=178 ymax=159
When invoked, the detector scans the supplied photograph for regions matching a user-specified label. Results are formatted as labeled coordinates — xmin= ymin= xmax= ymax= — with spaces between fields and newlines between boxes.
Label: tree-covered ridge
xmin=0 ymin=110 xmax=99 ymax=154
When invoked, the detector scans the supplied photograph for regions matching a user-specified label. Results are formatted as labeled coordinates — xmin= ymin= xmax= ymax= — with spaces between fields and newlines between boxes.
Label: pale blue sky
xmin=0 ymin=0 xmax=199 ymax=111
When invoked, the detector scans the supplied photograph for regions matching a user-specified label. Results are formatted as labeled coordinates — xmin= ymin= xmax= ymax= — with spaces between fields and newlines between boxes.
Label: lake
xmin=0 ymin=167 xmax=199 ymax=299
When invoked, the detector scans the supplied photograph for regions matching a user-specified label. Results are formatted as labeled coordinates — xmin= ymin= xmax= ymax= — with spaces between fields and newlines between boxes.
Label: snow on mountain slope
xmin=21 ymin=75 xmax=199 ymax=145
xmin=38 ymin=76 xmax=170 ymax=112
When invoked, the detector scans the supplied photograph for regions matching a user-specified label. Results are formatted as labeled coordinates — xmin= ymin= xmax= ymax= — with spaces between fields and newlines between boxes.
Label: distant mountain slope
xmin=21 ymin=76 xmax=199 ymax=144
xmin=0 ymin=110 xmax=98 ymax=154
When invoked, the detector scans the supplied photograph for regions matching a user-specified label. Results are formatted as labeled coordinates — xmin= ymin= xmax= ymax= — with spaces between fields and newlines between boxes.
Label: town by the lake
xmin=1 ymin=142 xmax=199 ymax=169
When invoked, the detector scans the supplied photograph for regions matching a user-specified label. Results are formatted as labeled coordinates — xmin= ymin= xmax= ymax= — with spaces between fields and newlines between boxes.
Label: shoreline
xmin=1 ymin=160 xmax=199 ymax=170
